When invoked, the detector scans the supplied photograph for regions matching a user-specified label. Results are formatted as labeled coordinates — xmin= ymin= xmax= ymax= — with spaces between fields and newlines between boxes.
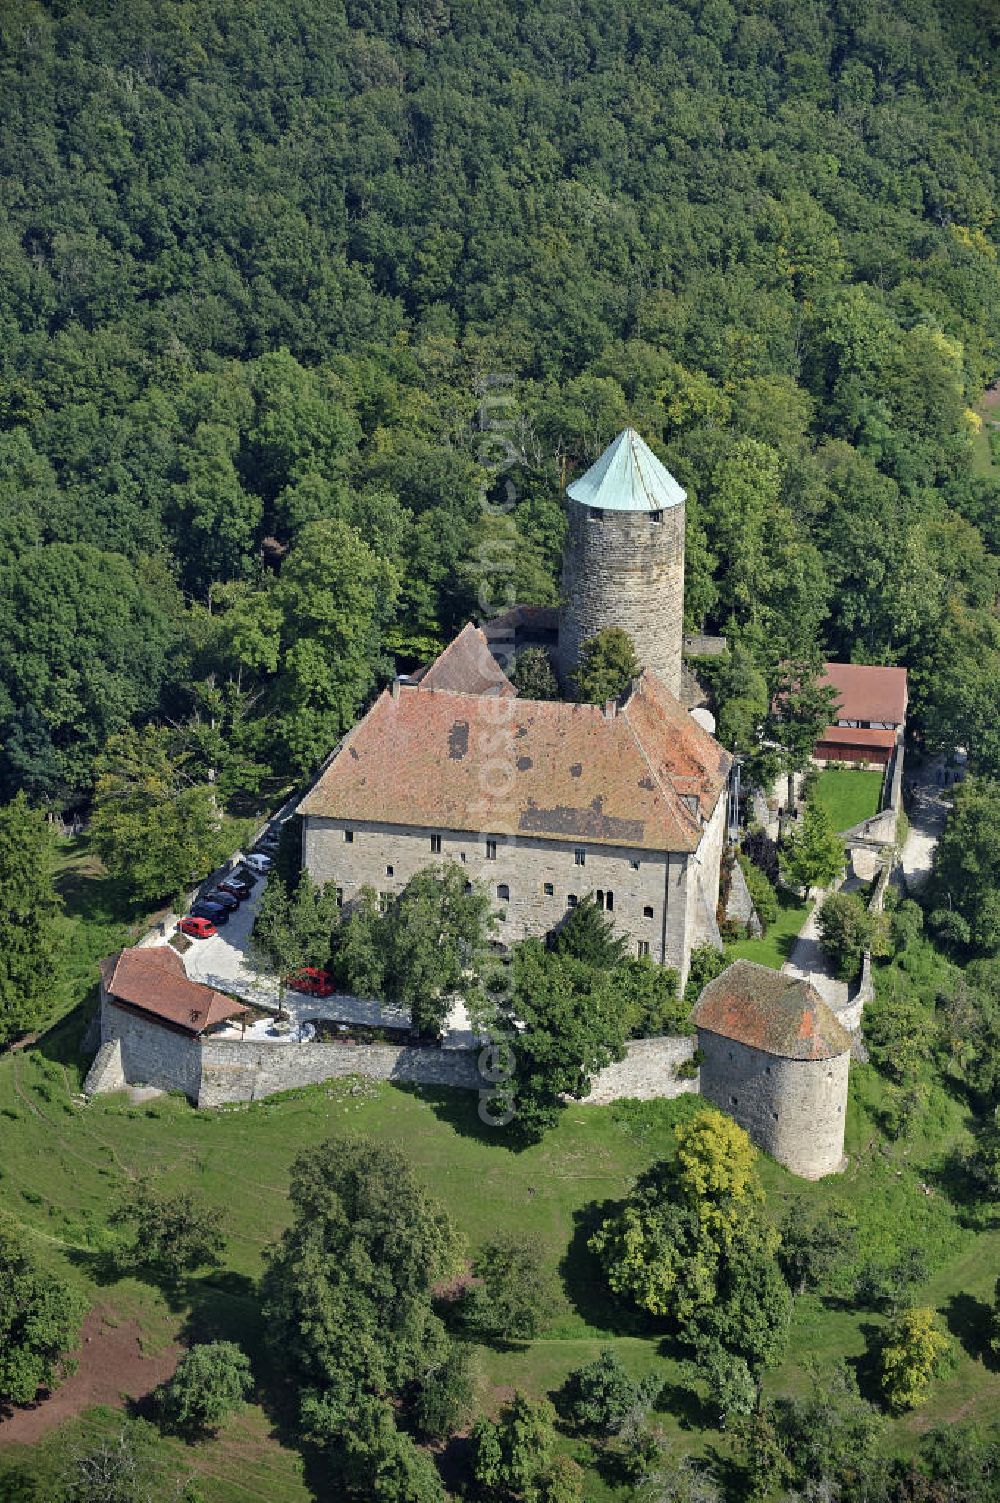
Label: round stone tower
xmin=556 ymin=427 xmax=686 ymax=700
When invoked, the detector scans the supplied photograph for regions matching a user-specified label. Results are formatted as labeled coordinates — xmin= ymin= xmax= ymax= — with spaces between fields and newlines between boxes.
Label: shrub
xmin=109 ymin=1181 xmax=225 ymax=1285
xmin=683 ymin=945 xmax=728 ymax=1006
xmin=738 ymin=854 xmax=778 ymax=930
xmin=561 ymin=1349 xmax=659 ymax=1436
xmin=159 ymin=1342 xmax=252 ymax=1436
xmin=742 ymin=828 xmax=779 ymax=885
xmin=462 ymin=1233 xmax=558 ymax=1342
xmin=817 ymin=890 xmax=876 ymax=980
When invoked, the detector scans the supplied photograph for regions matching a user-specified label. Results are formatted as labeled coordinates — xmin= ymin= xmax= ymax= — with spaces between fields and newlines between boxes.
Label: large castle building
xmin=298 ymin=428 xmax=730 ymax=986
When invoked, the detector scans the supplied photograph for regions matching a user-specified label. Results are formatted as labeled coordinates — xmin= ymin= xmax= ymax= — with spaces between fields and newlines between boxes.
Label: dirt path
xmin=0 ymin=1308 xmax=180 ymax=1446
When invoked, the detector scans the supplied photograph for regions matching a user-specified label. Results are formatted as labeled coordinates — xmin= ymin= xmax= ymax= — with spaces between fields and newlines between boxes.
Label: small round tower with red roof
xmin=692 ymin=959 xmax=851 ymax=1178
xmin=556 ymin=427 xmax=686 ymax=700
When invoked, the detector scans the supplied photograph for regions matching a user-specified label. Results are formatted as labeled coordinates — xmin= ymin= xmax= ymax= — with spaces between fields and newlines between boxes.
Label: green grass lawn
xmin=724 ymin=890 xmax=811 ymax=970
xmin=811 ymin=767 xmax=885 ymax=832
xmin=3 ymin=848 xmax=999 ymax=1500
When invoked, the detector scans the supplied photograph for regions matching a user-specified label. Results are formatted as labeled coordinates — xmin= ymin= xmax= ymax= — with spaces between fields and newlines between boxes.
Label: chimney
xmin=604 ymin=699 xmax=617 ymax=720
xmin=391 ymin=677 xmax=401 ymax=701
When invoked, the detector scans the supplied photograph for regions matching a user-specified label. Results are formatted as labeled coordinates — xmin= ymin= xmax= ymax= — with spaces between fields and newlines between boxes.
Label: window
xmin=606 ymin=890 xmax=614 ymax=912
xmin=574 ymin=849 xmax=585 ymax=866
xmin=590 ymin=507 xmax=605 ymax=522
xmin=567 ymin=894 xmax=578 ymax=908
xmin=643 ymin=905 xmax=654 ymax=919
xmin=464 ymin=880 xmax=473 ymax=894
xmin=386 ymin=864 xmax=394 ymax=877
xmin=595 ymin=890 xmax=614 ymax=912
xmin=596 ymin=889 xmax=604 ymax=908
xmin=650 ymin=509 xmax=662 ymax=524
xmin=543 ymin=882 xmax=554 ymax=896
xmin=344 ymin=829 xmax=354 ymax=843
xmin=486 ymin=839 xmax=497 ymax=861
xmin=430 ymin=834 xmax=441 ymax=854
xmin=378 ymin=892 xmax=390 ymax=914
xmin=335 ymin=887 xmax=343 ymax=908
xmin=729 ymin=1096 xmax=738 ymax=1107
xmin=497 ymin=884 xmax=510 ymax=902
xmin=631 ymin=859 xmax=640 ymax=870
xmin=637 ymin=940 xmax=649 ymax=958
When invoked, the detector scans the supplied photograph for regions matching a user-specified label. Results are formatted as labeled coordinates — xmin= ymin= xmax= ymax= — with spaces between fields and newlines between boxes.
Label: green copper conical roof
xmin=566 ymin=427 xmax=686 ymax=513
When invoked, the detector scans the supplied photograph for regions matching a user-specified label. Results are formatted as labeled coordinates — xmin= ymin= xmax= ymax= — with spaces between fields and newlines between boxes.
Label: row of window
xmin=336 ymin=882 xmax=654 ymax=960
xmin=343 ymin=827 xmax=641 ymax=872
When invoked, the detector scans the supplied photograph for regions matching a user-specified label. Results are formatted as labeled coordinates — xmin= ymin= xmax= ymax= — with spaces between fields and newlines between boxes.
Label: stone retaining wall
xmin=87 ymin=1002 xmax=700 ymax=1113
xmin=581 ymin=1036 xmax=699 ymax=1104
xmin=198 ymin=1036 xmax=481 ymax=1107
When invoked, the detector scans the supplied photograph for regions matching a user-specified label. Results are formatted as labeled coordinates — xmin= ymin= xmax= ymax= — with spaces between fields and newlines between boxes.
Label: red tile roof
xmin=419 ymin=623 xmax=515 ymax=697
xmin=693 ymin=960 xmax=851 ymax=1060
xmin=816 ymin=726 xmax=897 ymax=751
xmin=821 ymin=663 xmax=908 ymax=726
xmin=100 ymin=946 xmax=247 ymax=1035
xmin=298 ymin=668 xmax=731 ymax=853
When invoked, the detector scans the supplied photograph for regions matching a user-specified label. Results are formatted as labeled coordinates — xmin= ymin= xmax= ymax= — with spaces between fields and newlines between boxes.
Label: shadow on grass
xmin=850 ymin=1322 xmax=886 ymax=1404
xmin=942 ymin=1291 xmax=994 ymax=1364
xmin=393 ymin=1082 xmax=534 ymax=1153
xmin=54 ymin=837 xmax=149 ymax=929
xmin=33 ymin=996 xmax=100 ymax=1071
xmin=703 ymin=1444 xmax=753 ymax=1503
xmin=657 ymin=1377 xmax=715 ymax=1432
xmin=559 ymin=1201 xmax=651 ymax=1337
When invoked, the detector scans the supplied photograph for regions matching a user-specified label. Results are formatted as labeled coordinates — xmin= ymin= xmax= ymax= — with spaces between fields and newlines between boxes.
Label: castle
xmin=87 ymin=426 xmax=852 ymax=1179
xmin=298 ymin=428 xmax=729 ymax=988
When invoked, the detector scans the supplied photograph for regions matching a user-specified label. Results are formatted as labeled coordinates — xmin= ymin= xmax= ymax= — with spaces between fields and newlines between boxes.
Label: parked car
xmin=285 ymin=967 xmax=336 ymax=997
xmin=230 ymin=865 xmax=258 ymax=887
xmin=218 ymin=875 xmax=253 ymax=901
xmin=245 ymin=852 xmax=272 ymax=873
xmin=258 ymin=829 xmax=281 ymax=850
xmin=205 ymin=888 xmax=240 ymax=912
xmin=179 ymin=915 xmax=217 ymax=939
xmin=190 ymin=899 xmax=230 ymax=926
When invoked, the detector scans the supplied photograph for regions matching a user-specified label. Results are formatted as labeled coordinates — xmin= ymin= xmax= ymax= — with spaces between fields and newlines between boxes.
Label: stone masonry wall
xmin=557 ymin=499 xmax=685 ymax=699
xmin=198 ymin=1037 xmax=481 ymax=1107
xmin=697 ymin=1027 xmax=849 ymax=1178
xmin=100 ymin=1000 xmax=203 ymax=1099
xmin=89 ymin=1002 xmax=700 ymax=1116
xmin=303 ymin=815 xmax=692 ymax=974
xmin=581 ymin=1036 xmax=699 ymax=1105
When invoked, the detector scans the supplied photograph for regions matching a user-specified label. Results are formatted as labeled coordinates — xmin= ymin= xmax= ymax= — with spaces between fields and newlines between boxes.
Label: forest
xmin=0 ymin=0 xmax=999 ymax=817
xmin=2 ymin=4 xmax=1000 ymax=1502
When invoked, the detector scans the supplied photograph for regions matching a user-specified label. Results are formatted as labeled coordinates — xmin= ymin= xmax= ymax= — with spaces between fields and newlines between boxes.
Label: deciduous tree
xmin=90 ymin=727 xmax=227 ymax=906
xmin=879 ymin=1308 xmax=953 ymax=1413
xmin=0 ymin=1224 xmax=82 ymax=1409
xmin=0 ymin=794 xmax=64 ymax=1046
xmin=574 ymin=628 xmax=639 ymax=705
xmin=159 ymin=1342 xmax=252 ymax=1437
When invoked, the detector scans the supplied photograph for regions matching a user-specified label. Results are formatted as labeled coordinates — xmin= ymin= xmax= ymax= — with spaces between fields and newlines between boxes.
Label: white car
xmin=245 ymin=852 xmax=273 ymax=873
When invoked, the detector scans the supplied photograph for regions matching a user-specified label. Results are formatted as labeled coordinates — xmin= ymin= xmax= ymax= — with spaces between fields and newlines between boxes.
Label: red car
xmin=285 ymin=967 xmax=336 ymax=997
xmin=179 ymin=915 xmax=217 ymax=940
